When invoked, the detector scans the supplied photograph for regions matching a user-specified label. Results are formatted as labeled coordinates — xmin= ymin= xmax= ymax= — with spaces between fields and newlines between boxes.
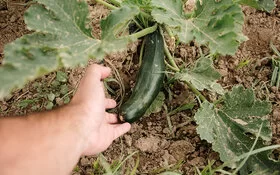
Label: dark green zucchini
xmin=119 ymin=30 xmax=165 ymax=123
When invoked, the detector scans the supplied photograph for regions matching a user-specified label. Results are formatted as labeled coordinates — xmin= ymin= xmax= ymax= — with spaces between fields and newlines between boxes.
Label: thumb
xmin=113 ymin=123 xmax=131 ymax=140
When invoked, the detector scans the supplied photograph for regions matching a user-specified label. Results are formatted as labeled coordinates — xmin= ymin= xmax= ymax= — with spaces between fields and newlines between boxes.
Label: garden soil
xmin=0 ymin=1 xmax=279 ymax=174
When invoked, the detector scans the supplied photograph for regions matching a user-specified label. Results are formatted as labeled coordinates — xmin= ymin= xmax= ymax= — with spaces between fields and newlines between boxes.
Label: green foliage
xmin=234 ymin=0 xmax=275 ymax=12
xmin=0 ymin=0 xmax=139 ymax=99
xmin=18 ymin=99 xmax=37 ymax=109
xmin=175 ymin=56 xmax=224 ymax=95
xmin=151 ymin=0 xmax=247 ymax=55
xmin=56 ymin=71 xmax=68 ymax=83
xmin=145 ymin=91 xmax=165 ymax=116
xmin=0 ymin=0 xmax=92 ymax=99
xmin=99 ymin=5 xmax=140 ymax=56
xmin=90 ymin=152 xmax=140 ymax=174
xmin=0 ymin=0 xmax=278 ymax=173
xmin=194 ymin=86 xmax=280 ymax=174
xmin=122 ymin=0 xmax=151 ymax=10
xmin=168 ymin=103 xmax=195 ymax=116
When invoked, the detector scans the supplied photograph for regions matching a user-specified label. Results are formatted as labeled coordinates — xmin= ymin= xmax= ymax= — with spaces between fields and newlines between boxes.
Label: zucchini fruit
xmin=119 ymin=30 xmax=165 ymax=123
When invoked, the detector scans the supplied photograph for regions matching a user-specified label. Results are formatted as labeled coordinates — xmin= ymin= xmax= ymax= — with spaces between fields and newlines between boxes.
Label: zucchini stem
xmin=159 ymin=26 xmax=180 ymax=72
xmin=163 ymin=43 xmax=180 ymax=72
xmin=159 ymin=26 xmax=207 ymax=104
xmin=164 ymin=25 xmax=175 ymax=40
xmin=132 ymin=19 xmax=144 ymax=30
xmin=106 ymin=0 xmax=120 ymax=7
xmin=139 ymin=11 xmax=151 ymax=20
xmin=213 ymin=96 xmax=224 ymax=106
xmin=139 ymin=38 xmax=146 ymax=66
xmin=130 ymin=24 xmax=158 ymax=39
xmin=95 ymin=0 xmax=117 ymax=10
xmin=164 ymin=60 xmax=180 ymax=72
xmin=185 ymin=81 xmax=207 ymax=102
xmin=164 ymin=105 xmax=175 ymax=137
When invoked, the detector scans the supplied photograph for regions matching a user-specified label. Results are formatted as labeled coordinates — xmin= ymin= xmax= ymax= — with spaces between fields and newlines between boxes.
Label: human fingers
xmin=105 ymin=113 xmax=119 ymax=124
xmin=105 ymin=98 xmax=117 ymax=109
xmin=74 ymin=64 xmax=111 ymax=101
xmin=86 ymin=64 xmax=111 ymax=81
xmin=113 ymin=123 xmax=131 ymax=140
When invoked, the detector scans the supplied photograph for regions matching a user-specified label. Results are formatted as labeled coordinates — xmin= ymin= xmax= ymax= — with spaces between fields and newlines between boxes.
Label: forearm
xmin=0 ymin=104 xmax=86 ymax=175
xmin=0 ymin=64 xmax=131 ymax=175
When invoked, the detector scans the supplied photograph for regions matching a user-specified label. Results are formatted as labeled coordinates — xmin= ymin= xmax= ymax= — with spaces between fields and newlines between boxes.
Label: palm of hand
xmin=71 ymin=64 xmax=131 ymax=155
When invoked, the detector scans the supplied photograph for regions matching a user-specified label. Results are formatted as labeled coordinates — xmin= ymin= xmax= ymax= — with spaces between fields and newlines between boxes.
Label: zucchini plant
xmin=0 ymin=0 xmax=279 ymax=174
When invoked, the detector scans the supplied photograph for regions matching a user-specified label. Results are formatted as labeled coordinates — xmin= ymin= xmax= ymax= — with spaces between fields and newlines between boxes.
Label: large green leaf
xmin=0 ymin=0 xmax=139 ymax=99
xmin=101 ymin=5 xmax=140 ymax=40
xmin=151 ymin=0 xmax=247 ymax=55
xmin=98 ymin=5 xmax=140 ymax=57
xmin=234 ymin=0 xmax=275 ymax=12
xmin=121 ymin=0 xmax=152 ymax=10
xmin=175 ymin=56 xmax=224 ymax=95
xmin=194 ymin=86 xmax=280 ymax=174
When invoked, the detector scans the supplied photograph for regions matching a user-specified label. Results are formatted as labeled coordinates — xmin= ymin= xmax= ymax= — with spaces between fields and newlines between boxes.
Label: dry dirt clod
xmin=273 ymin=108 xmax=280 ymax=121
xmin=169 ymin=140 xmax=195 ymax=161
xmin=134 ymin=136 xmax=161 ymax=153
xmin=162 ymin=150 xmax=177 ymax=165
xmin=124 ymin=135 xmax=132 ymax=147
xmin=188 ymin=157 xmax=206 ymax=168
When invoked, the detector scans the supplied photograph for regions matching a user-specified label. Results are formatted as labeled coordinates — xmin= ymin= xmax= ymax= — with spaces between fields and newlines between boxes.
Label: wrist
xmin=59 ymin=104 xmax=91 ymax=156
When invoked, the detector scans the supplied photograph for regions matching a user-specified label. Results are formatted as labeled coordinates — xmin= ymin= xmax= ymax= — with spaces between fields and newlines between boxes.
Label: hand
xmin=71 ymin=64 xmax=131 ymax=155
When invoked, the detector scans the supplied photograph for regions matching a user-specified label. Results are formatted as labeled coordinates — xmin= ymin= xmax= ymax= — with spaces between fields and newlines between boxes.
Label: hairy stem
xmin=130 ymin=24 xmax=158 ymax=39
xmin=213 ymin=97 xmax=224 ymax=106
xmin=95 ymin=0 xmax=117 ymax=10
xmin=139 ymin=11 xmax=151 ymax=20
xmin=132 ymin=19 xmax=144 ymax=30
xmin=164 ymin=60 xmax=180 ymax=72
xmin=163 ymin=42 xmax=180 ymax=72
xmin=164 ymin=25 xmax=175 ymax=39
xmin=159 ymin=27 xmax=180 ymax=72
xmin=139 ymin=38 xmax=146 ymax=66
xmin=107 ymin=0 xmax=120 ymax=7
xmin=185 ymin=81 xmax=206 ymax=102
xmin=159 ymin=27 xmax=207 ymax=103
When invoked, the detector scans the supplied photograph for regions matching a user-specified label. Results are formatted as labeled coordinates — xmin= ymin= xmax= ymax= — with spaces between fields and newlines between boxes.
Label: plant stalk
xmin=164 ymin=60 xmax=180 ymax=72
xmin=163 ymin=43 xmax=180 ymax=72
xmin=159 ymin=27 xmax=207 ymax=103
xmin=130 ymin=24 xmax=158 ymax=39
xmin=139 ymin=11 xmax=151 ymax=20
xmin=159 ymin=26 xmax=180 ymax=72
xmin=213 ymin=96 xmax=224 ymax=106
xmin=139 ymin=38 xmax=146 ymax=66
xmin=107 ymin=0 xmax=120 ymax=7
xmin=164 ymin=24 xmax=175 ymax=39
xmin=185 ymin=81 xmax=206 ymax=102
xmin=95 ymin=0 xmax=117 ymax=10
